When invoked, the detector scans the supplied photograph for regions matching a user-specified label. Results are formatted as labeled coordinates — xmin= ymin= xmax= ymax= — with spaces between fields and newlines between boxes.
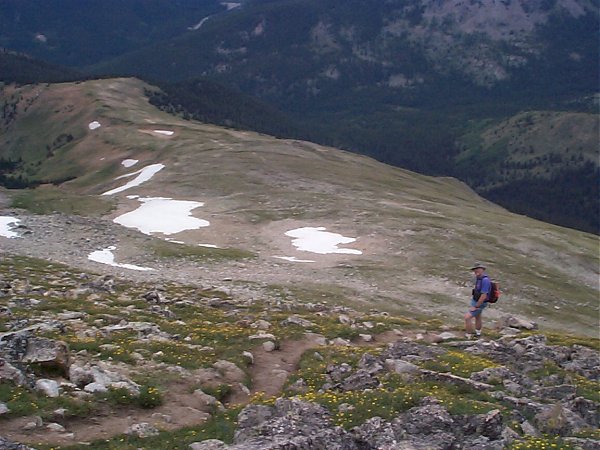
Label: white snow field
xmin=0 ymin=216 xmax=20 ymax=238
xmin=101 ymin=163 xmax=165 ymax=196
xmin=121 ymin=159 xmax=139 ymax=168
xmin=273 ymin=256 xmax=316 ymax=263
xmin=285 ymin=227 xmax=362 ymax=255
xmin=88 ymin=121 xmax=101 ymax=130
xmin=88 ymin=246 xmax=154 ymax=271
xmin=153 ymin=130 xmax=174 ymax=136
xmin=113 ymin=197 xmax=209 ymax=236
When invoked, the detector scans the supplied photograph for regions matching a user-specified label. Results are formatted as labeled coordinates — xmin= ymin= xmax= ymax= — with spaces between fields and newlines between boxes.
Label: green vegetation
xmin=149 ymin=240 xmax=256 ymax=263
xmin=11 ymin=186 xmax=115 ymax=216
xmin=281 ymin=345 xmax=501 ymax=429
xmin=37 ymin=408 xmax=241 ymax=450
xmin=419 ymin=350 xmax=498 ymax=378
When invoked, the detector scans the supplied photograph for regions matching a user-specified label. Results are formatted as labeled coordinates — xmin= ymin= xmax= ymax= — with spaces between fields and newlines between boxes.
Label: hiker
xmin=464 ymin=263 xmax=490 ymax=339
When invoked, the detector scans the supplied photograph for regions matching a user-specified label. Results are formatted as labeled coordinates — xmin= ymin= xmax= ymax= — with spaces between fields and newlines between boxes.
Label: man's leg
xmin=475 ymin=313 xmax=483 ymax=334
xmin=464 ymin=312 xmax=474 ymax=334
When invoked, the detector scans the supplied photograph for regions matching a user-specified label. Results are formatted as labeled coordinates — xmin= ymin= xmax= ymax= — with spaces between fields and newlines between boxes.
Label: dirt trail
xmin=2 ymin=376 xmax=211 ymax=446
xmin=3 ymin=329 xmax=412 ymax=446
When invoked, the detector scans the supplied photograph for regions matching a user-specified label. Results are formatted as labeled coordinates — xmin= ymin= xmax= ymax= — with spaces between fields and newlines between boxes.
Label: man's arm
xmin=475 ymin=293 xmax=487 ymax=307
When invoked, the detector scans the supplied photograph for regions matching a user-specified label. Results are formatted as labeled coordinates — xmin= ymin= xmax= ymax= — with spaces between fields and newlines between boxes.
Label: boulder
xmin=232 ymin=398 xmax=356 ymax=449
xmin=0 ymin=402 xmax=10 ymax=415
xmin=384 ymin=359 xmax=420 ymax=375
xmin=250 ymin=320 xmax=271 ymax=330
xmin=340 ymin=369 xmax=378 ymax=391
xmin=213 ymin=360 xmax=246 ymax=383
xmin=189 ymin=440 xmax=227 ymax=450
xmin=502 ymin=316 xmax=537 ymax=330
xmin=0 ymin=358 xmax=28 ymax=386
xmin=262 ymin=341 xmax=276 ymax=352
xmin=463 ymin=409 xmax=504 ymax=440
xmin=125 ymin=422 xmax=160 ymax=438
xmin=0 ymin=436 xmax=37 ymax=450
xmin=281 ymin=315 xmax=314 ymax=328
xmin=35 ymin=379 xmax=60 ymax=398
xmin=534 ymin=403 xmax=588 ymax=436
xmin=352 ymin=416 xmax=398 ymax=449
xmin=21 ymin=337 xmax=70 ymax=375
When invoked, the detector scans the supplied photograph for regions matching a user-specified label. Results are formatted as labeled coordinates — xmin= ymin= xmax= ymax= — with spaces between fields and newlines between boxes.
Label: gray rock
xmin=281 ymin=315 xmax=314 ymax=328
xmin=0 ymin=436 xmax=37 ymax=450
xmin=69 ymin=364 xmax=94 ymax=387
xmin=463 ymin=409 xmax=504 ymax=440
xmin=502 ymin=316 xmax=538 ymax=330
xmin=189 ymin=440 xmax=227 ymax=450
xmin=438 ymin=332 xmax=458 ymax=340
xmin=358 ymin=353 xmax=384 ymax=375
xmin=242 ymin=351 xmax=254 ymax=365
xmin=533 ymin=384 xmax=577 ymax=401
xmin=534 ymin=403 xmax=588 ymax=436
xmin=35 ymin=379 xmax=60 ymax=397
xmin=330 ymin=337 xmax=352 ymax=346
xmin=125 ymin=422 xmax=160 ymax=438
xmin=0 ymin=402 xmax=10 ymax=415
xmin=23 ymin=416 xmax=43 ymax=430
xmin=262 ymin=341 xmax=276 ymax=352
xmin=352 ymin=416 xmax=398 ymax=448
xmin=566 ymin=397 xmax=600 ymax=427
xmin=46 ymin=422 xmax=66 ymax=432
xmin=340 ymin=369 xmax=378 ymax=391
xmin=384 ymin=359 xmax=420 ymax=375
xmin=394 ymin=400 xmax=454 ymax=435
xmin=0 ymin=358 xmax=28 ymax=386
xmin=249 ymin=333 xmax=276 ymax=341
xmin=563 ymin=437 xmax=600 ymax=450
xmin=193 ymin=389 xmax=220 ymax=407
xmin=233 ymin=398 xmax=357 ymax=449
xmin=358 ymin=334 xmax=372 ymax=342
xmin=84 ymin=382 xmax=108 ymax=393
xmin=470 ymin=367 xmax=512 ymax=384
xmin=250 ymin=320 xmax=271 ymax=330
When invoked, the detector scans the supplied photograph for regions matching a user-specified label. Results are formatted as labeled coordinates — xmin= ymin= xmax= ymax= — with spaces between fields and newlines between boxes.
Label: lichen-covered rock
xmin=534 ymin=403 xmax=588 ymax=436
xmin=125 ymin=422 xmax=160 ymax=438
xmin=0 ymin=436 xmax=37 ymax=450
xmin=232 ymin=398 xmax=357 ymax=449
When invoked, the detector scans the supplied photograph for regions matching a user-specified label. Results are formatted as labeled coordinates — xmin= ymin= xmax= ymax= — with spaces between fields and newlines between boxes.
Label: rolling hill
xmin=0 ymin=77 xmax=598 ymax=338
xmin=0 ymin=0 xmax=598 ymax=233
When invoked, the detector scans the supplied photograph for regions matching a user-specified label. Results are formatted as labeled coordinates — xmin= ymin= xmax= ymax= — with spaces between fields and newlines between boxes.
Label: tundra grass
xmin=148 ymin=240 xmax=256 ymax=262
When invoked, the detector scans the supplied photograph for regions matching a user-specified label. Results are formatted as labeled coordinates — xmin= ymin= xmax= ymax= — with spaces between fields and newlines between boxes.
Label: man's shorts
xmin=468 ymin=299 xmax=488 ymax=317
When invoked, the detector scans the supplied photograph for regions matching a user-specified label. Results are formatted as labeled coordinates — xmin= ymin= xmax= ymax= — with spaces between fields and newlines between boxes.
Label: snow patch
xmin=222 ymin=2 xmax=241 ymax=10
xmin=88 ymin=246 xmax=154 ymax=272
xmin=273 ymin=256 xmax=316 ymax=263
xmin=0 ymin=216 xmax=20 ymax=238
xmin=198 ymin=244 xmax=219 ymax=248
xmin=88 ymin=121 xmax=101 ymax=130
xmin=285 ymin=227 xmax=362 ymax=255
xmin=153 ymin=130 xmax=174 ymax=136
xmin=102 ymin=163 xmax=165 ymax=196
xmin=122 ymin=159 xmax=139 ymax=168
xmin=189 ymin=16 xmax=211 ymax=30
xmin=113 ymin=197 xmax=209 ymax=236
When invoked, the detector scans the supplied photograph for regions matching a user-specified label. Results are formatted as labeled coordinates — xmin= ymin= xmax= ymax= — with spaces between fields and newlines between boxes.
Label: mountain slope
xmin=0 ymin=0 xmax=225 ymax=67
xmin=455 ymin=110 xmax=600 ymax=233
xmin=0 ymin=78 xmax=598 ymax=337
xmin=0 ymin=48 xmax=82 ymax=84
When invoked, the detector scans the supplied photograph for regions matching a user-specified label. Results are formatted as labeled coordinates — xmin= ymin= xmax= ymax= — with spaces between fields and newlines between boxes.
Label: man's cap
xmin=470 ymin=263 xmax=486 ymax=270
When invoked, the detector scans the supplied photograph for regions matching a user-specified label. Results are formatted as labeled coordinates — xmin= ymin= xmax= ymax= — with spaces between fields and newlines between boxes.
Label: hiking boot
xmin=475 ymin=330 xmax=482 ymax=338
xmin=464 ymin=333 xmax=474 ymax=339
